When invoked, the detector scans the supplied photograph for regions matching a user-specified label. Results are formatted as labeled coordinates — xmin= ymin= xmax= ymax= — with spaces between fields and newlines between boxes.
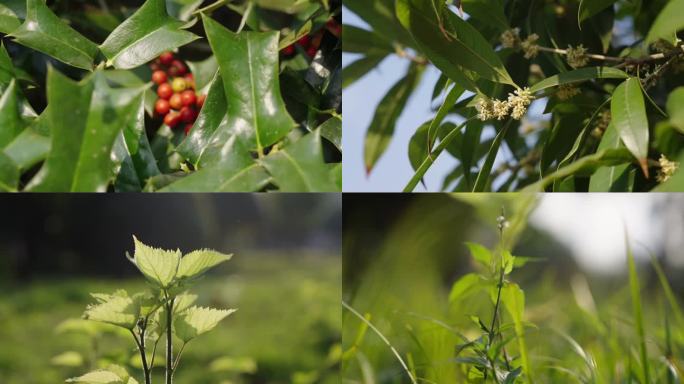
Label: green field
xmin=0 ymin=252 xmax=340 ymax=384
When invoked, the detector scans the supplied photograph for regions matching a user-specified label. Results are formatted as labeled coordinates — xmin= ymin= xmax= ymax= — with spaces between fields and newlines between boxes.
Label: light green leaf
xmin=502 ymin=283 xmax=532 ymax=382
xmin=26 ymin=69 xmax=146 ymax=192
xmin=364 ymin=63 xmax=422 ymax=173
xmin=83 ymin=291 xmax=140 ymax=329
xmin=529 ymin=66 xmax=629 ymax=93
xmin=130 ymin=236 xmax=181 ymax=288
xmin=667 ymin=87 xmax=684 ymax=133
xmin=100 ymin=0 xmax=200 ymax=69
xmin=66 ymin=370 xmax=124 ymax=384
xmin=396 ymin=0 xmax=515 ymax=86
xmin=261 ymin=130 xmax=338 ymax=191
xmin=428 ymin=83 xmax=464 ymax=151
xmin=465 ymin=242 xmax=492 ymax=269
xmin=611 ymin=78 xmax=649 ymax=176
xmin=51 ymin=351 xmax=84 ymax=367
xmin=177 ymin=249 xmax=232 ymax=280
xmin=578 ymin=0 xmax=617 ymax=25
xmin=0 ymin=4 xmax=21 ymax=34
xmin=646 ymin=0 xmax=684 ymax=43
xmin=319 ymin=116 xmax=342 ymax=151
xmin=174 ymin=306 xmax=237 ymax=342
xmin=209 ymin=356 xmax=258 ymax=373
xmin=448 ymin=273 xmax=482 ymax=303
xmin=203 ymin=14 xmax=296 ymax=153
xmin=9 ymin=0 xmax=98 ymax=70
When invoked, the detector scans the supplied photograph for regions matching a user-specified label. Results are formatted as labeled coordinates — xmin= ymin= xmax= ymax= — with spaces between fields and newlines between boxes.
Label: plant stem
xmin=131 ymin=329 xmax=151 ymax=384
xmin=166 ymin=297 xmax=175 ymax=384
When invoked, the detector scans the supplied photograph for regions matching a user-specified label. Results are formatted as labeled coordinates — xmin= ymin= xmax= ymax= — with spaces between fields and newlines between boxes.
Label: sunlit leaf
xmin=177 ymin=249 xmax=232 ymax=280
xmin=174 ymin=306 xmax=237 ymax=342
xmin=130 ymin=236 xmax=181 ymax=288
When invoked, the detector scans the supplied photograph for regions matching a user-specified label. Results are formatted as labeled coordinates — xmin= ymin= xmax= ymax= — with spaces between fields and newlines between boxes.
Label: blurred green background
xmin=0 ymin=194 xmax=341 ymax=384
xmin=342 ymin=194 xmax=684 ymax=383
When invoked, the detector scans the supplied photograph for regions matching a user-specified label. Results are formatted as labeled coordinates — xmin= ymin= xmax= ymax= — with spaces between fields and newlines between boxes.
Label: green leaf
xmin=344 ymin=0 xmax=416 ymax=50
xmin=0 ymin=152 xmax=19 ymax=192
xmin=395 ymin=0 xmax=516 ymax=86
xmin=174 ymin=306 xmax=237 ymax=342
xmin=529 ymin=67 xmax=629 ymax=93
xmin=178 ymin=249 xmax=232 ymax=280
xmin=473 ymin=123 xmax=510 ymax=192
xmin=164 ymin=137 xmax=271 ymax=192
xmin=448 ymin=273 xmax=482 ymax=303
xmin=408 ymin=120 xmax=431 ymax=171
xmin=3 ymin=120 xmax=50 ymax=171
xmin=646 ymin=0 xmax=684 ymax=43
xmin=319 ymin=116 xmax=342 ymax=151
xmin=578 ymin=0 xmax=617 ymax=25
xmin=342 ymin=24 xmax=394 ymax=55
xmin=465 ymin=242 xmax=492 ymax=269
xmin=66 ymin=370 xmax=124 ymax=384
xmin=26 ymin=69 xmax=146 ymax=192
xmin=501 ymin=283 xmax=531 ymax=383
xmin=342 ymin=55 xmax=386 ymax=89
xmin=667 ymin=87 xmax=684 ymax=133
xmin=0 ymin=80 xmax=24 ymax=148
xmin=364 ymin=63 xmax=422 ymax=173
xmin=203 ymin=14 xmax=296 ymax=153
xmin=626 ymin=236 xmax=650 ymax=383
xmin=0 ymin=4 xmax=21 ymax=34
xmin=9 ymin=0 xmax=98 ymax=70
xmin=100 ymin=0 xmax=200 ymax=69
xmin=428 ymin=83 xmax=464 ymax=151
xmin=83 ymin=291 xmax=141 ymax=329
xmin=261 ymin=130 xmax=338 ymax=191
xmin=589 ymin=121 xmax=633 ymax=191
xmin=461 ymin=0 xmax=508 ymax=32
xmin=51 ymin=351 xmax=84 ymax=367
xmin=130 ymin=236 xmax=181 ymax=288
xmin=187 ymin=55 xmax=218 ymax=92
xmin=611 ymin=78 xmax=649 ymax=176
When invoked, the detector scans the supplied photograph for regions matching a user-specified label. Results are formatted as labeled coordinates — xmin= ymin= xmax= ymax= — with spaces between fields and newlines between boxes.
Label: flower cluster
xmin=656 ymin=154 xmax=679 ymax=183
xmin=556 ymin=84 xmax=580 ymax=100
xmin=521 ymin=34 xmax=540 ymax=59
xmin=476 ymin=87 xmax=535 ymax=121
xmin=566 ymin=44 xmax=589 ymax=68
xmin=499 ymin=29 xmax=540 ymax=59
xmin=591 ymin=110 xmax=611 ymax=138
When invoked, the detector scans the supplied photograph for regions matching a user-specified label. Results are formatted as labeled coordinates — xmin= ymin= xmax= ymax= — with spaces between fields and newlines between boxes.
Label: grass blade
xmin=625 ymin=233 xmax=650 ymax=383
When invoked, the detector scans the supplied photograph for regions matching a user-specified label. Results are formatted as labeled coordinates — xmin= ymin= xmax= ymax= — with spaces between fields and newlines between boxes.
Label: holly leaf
xmin=0 ymin=4 xmax=21 ymax=36
xmin=0 ymin=152 xmax=19 ymax=192
xmin=0 ymin=80 xmax=24 ymax=149
xmin=174 ymin=306 xmax=237 ymax=342
xmin=177 ymin=249 xmax=232 ymax=280
xmin=26 ymin=69 xmax=146 ymax=192
xmin=129 ymin=236 xmax=181 ymax=288
xmin=319 ymin=116 xmax=342 ymax=151
xmin=260 ymin=130 xmax=338 ymax=191
xmin=9 ymin=0 xmax=98 ymax=70
xmin=100 ymin=0 xmax=200 ymax=69
xmin=203 ymin=14 xmax=296 ymax=153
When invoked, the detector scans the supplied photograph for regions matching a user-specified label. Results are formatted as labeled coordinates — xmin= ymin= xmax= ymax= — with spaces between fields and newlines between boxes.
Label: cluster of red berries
xmin=151 ymin=52 xmax=206 ymax=135
xmin=281 ymin=18 xmax=340 ymax=58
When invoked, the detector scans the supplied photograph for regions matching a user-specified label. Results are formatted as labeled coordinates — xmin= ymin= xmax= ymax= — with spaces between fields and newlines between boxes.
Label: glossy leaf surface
xmin=611 ymin=78 xmax=649 ymax=176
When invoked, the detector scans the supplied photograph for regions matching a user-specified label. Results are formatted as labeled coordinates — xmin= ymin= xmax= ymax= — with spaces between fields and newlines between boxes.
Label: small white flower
xmin=506 ymin=87 xmax=534 ymax=120
xmin=656 ymin=154 xmax=679 ymax=183
xmin=476 ymin=98 xmax=494 ymax=121
xmin=500 ymin=28 xmax=520 ymax=49
xmin=521 ymin=34 xmax=540 ymax=59
xmin=492 ymin=99 xmax=510 ymax=120
xmin=566 ymin=44 xmax=589 ymax=68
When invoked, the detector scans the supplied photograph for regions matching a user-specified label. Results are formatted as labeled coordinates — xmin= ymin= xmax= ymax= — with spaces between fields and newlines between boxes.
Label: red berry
xmin=196 ymin=94 xmax=206 ymax=109
xmin=184 ymin=123 xmax=194 ymax=135
xmin=155 ymin=99 xmax=170 ymax=115
xmin=184 ymin=74 xmax=195 ymax=89
xmin=167 ymin=66 xmax=180 ymax=77
xmin=171 ymin=60 xmax=187 ymax=76
xmin=150 ymin=62 xmax=161 ymax=71
xmin=297 ymin=35 xmax=311 ymax=48
xmin=179 ymin=106 xmax=196 ymax=123
xmin=326 ymin=19 xmax=341 ymax=37
xmin=152 ymin=70 xmax=168 ymax=85
xmin=307 ymin=46 xmax=318 ymax=58
xmin=169 ymin=93 xmax=183 ymax=110
xmin=282 ymin=44 xmax=295 ymax=55
xmin=181 ymin=90 xmax=197 ymax=107
xmin=159 ymin=52 xmax=174 ymax=66
xmin=157 ymin=83 xmax=173 ymax=100
xmin=164 ymin=112 xmax=181 ymax=128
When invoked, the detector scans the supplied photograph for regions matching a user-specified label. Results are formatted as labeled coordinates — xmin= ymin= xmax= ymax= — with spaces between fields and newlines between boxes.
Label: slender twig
xmin=130 ymin=328 xmax=152 ymax=384
xmin=394 ymin=45 xmax=428 ymax=66
xmin=150 ymin=331 xmax=163 ymax=369
xmin=165 ymin=295 xmax=175 ymax=384
xmin=172 ymin=343 xmax=187 ymax=372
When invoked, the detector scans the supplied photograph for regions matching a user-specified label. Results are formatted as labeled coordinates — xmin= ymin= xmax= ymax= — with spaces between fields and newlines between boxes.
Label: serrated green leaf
xmin=9 ymin=0 xmax=98 ymax=71
xmin=203 ymin=14 xmax=296 ymax=153
xmin=396 ymin=0 xmax=515 ymax=86
xmin=26 ymin=69 xmax=146 ymax=192
xmin=260 ymin=130 xmax=338 ymax=191
xmin=83 ymin=291 xmax=141 ymax=329
xmin=578 ymin=0 xmax=617 ymax=25
xmin=100 ymin=0 xmax=200 ymax=69
xmin=529 ymin=66 xmax=629 ymax=93
xmin=177 ymin=249 xmax=232 ymax=280
xmin=130 ymin=236 xmax=181 ymax=288
xmin=0 ymin=152 xmax=19 ymax=191
xmin=187 ymin=55 xmax=218 ymax=92
xmin=174 ymin=306 xmax=237 ymax=342
xmin=66 ymin=370 xmax=124 ymax=384
xmin=165 ymin=136 xmax=271 ymax=192
xmin=646 ymin=0 xmax=684 ymax=43
xmin=364 ymin=63 xmax=422 ymax=172
xmin=0 ymin=80 xmax=24 ymax=148
xmin=3 ymin=112 xmax=50 ymax=171
xmin=611 ymin=78 xmax=649 ymax=176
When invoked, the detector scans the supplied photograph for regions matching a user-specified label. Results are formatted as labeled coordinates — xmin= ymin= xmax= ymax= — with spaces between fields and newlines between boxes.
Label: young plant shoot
xmin=66 ymin=236 xmax=236 ymax=384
